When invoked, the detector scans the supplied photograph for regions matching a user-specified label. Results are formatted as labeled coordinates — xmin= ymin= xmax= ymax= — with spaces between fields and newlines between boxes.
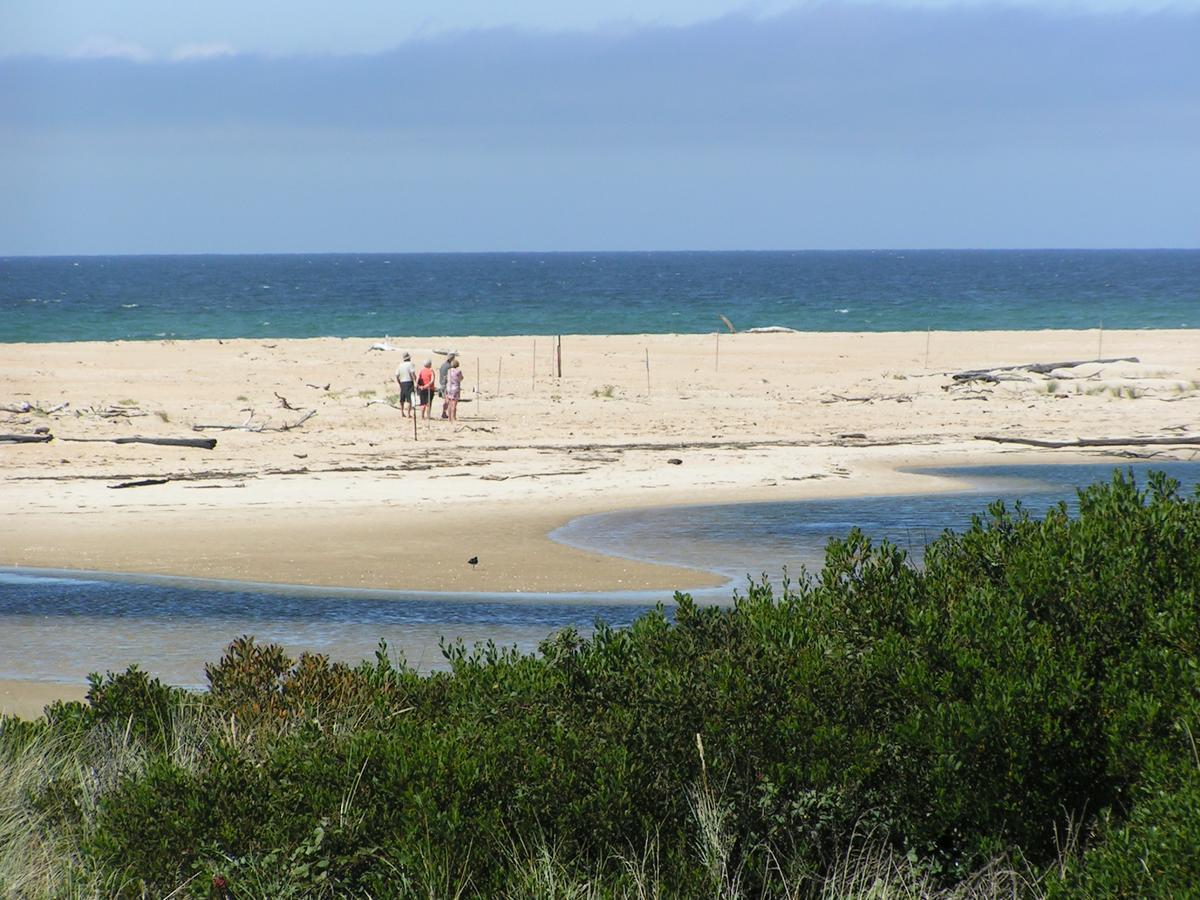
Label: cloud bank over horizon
xmin=2 ymin=5 xmax=1197 ymax=254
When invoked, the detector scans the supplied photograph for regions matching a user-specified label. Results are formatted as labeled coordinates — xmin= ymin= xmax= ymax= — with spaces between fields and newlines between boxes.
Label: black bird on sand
xmin=468 ymin=556 xmax=479 ymax=569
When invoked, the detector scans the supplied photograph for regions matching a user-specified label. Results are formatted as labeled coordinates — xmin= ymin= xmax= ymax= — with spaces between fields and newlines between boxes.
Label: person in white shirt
xmin=394 ymin=352 xmax=417 ymax=418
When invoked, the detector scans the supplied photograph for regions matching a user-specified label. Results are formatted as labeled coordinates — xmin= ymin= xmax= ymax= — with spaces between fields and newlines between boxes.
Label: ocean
xmin=3 ymin=249 xmax=1197 ymax=343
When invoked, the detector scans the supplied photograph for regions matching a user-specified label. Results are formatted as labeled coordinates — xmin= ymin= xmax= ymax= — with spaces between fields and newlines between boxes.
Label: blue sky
xmin=2 ymin=1 xmax=1197 ymax=253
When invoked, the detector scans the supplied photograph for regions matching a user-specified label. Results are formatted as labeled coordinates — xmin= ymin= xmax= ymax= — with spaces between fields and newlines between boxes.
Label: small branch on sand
xmin=366 ymin=398 xmax=401 ymax=410
xmin=60 ymin=435 xmax=218 ymax=450
xmin=193 ymin=408 xmax=314 ymax=432
xmin=2 ymin=401 xmax=70 ymax=415
xmin=306 ymin=382 xmax=331 ymax=391
xmin=108 ymin=478 xmax=170 ymax=489
xmin=274 ymin=392 xmax=301 ymax=411
xmin=821 ymin=393 xmax=912 ymax=404
xmin=951 ymin=357 xmax=1138 ymax=383
xmin=194 ymin=411 xmax=263 ymax=432
xmin=0 ymin=433 xmax=54 ymax=444
xmin=92 ymin=406 xmax=148 ymax=419
xmin=975 ymin=434 xmax=1200 ymax=449
xmin=278 ymin=409 xmax=316 ymax=431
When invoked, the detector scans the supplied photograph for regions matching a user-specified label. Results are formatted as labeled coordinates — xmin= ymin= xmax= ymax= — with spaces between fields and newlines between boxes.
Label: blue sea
xmin=3 ymin=249 xmax=1197 ymax=343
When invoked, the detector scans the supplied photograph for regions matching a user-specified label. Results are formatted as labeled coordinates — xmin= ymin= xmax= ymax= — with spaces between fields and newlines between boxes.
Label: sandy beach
xmin=3 ymin=329 xmax=1199 ymax=714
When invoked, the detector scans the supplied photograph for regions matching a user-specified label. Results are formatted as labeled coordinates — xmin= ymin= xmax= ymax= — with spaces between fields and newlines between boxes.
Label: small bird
xmin=467 ymin=556 xmax=479 ymax=569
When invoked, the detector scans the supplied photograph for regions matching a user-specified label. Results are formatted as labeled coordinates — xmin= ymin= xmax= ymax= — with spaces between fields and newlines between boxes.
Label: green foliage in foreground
xmin=2 ymin=470 xmax=1199 ymax=898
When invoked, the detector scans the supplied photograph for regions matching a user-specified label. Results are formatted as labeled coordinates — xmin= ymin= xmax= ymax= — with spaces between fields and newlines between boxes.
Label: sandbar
xmin=3 ymin=329 xmax=1199 ymax=714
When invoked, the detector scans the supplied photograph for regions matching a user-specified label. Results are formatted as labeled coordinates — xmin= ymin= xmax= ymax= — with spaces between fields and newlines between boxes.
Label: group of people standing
xmin=394 ymin=352 xmax=464 ymax=422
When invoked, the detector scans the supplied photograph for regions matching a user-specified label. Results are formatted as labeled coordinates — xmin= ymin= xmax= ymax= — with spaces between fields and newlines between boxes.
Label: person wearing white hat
xmin=394 ymin=351 xmax=416 ymax=418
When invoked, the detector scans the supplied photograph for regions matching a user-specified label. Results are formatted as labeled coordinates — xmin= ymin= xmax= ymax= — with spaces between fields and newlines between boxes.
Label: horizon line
xmin=4 ymin=246 xmax=1198 ymax=260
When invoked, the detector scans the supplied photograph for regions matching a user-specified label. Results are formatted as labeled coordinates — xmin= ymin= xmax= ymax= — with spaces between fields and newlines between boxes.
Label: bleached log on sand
xmin=975 ymin=434 xmax=1200 ymax=449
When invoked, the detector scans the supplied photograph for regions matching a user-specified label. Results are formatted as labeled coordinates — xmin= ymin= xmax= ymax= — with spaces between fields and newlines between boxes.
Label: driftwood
xmin=274 ymin=392 xmax=300 ymax=411
xmin=194 ymin=411 xmax=261 ymax=432
xmin=60 ymin=436 xmax=218 ymax=450
xmin=109 ymin=478 xmax=170 ymax=489
xmin=952 ymin=357 xmax=1138 ymax=383
xmin=718 ymin=315 xmax=737 ymax=334
xmin=279 ymin=410 xmax=316 ymax=431
xmin=0 ymin=433 xmax=53 ymax=444
xmin=480 ymin=468 xmax=598 ymax=481
xmin=975 ymin=434 xmax=1200 ymax=449
xmin=2 ymin=401 xmax=69 ymax=415
xmin=822 ymin=393 xmax=913 ymax=405
xmin=193 ymin=409 xmax=314 ymax=433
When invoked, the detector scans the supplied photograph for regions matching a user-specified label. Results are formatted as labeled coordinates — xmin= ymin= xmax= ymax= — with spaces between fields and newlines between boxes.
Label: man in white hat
xmin=394 ymin=351 xmax=416 ymax=418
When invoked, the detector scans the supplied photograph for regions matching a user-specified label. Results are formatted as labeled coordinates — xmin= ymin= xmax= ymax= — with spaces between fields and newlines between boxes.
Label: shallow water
xmin=555 ymin=461 xmax=1200 ymax=585
xmin=2 ymin=461 xmax=1198 ymax=689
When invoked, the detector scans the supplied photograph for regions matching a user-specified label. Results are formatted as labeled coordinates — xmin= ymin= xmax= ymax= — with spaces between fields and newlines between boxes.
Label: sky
xmin=2 ymin=1 xmax=1198 ymax=253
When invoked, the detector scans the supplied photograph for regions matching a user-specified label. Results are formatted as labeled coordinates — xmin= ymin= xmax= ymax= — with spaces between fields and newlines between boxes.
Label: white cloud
xmin=170 ymin=42 xmax=238 ymax=62
xmin=67 ymin=35 xmax=153 ymax=62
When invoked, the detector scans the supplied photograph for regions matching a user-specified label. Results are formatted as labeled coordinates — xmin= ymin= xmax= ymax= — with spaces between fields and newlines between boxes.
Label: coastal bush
xmin=4 ymin=469 xmax=1198 ymax=897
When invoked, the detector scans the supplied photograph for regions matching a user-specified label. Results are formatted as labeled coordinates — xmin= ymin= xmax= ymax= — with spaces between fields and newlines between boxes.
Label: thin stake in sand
xmin=644 ymin=347 xmax=651 ymax=395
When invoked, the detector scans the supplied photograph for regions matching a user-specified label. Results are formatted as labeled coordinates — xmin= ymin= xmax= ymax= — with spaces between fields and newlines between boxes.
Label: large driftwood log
xmin=976 ymin=434 xmax=1200 ymax=449
xmin=60 ymin=436 xmax=218 ymax=450
xmin=0 ymin=433 xmax=53 ymax=444
xmin=952 ymin=357 xmax=1138 ymax=382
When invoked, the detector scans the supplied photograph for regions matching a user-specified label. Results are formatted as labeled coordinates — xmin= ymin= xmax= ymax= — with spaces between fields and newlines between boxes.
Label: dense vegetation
xmin=2 ymin=470 xmax=1198 ymax=898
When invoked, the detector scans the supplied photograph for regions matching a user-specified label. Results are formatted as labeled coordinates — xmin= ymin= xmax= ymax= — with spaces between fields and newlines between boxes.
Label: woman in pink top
xmin=444 ymin=359 xmax=464 ymax=422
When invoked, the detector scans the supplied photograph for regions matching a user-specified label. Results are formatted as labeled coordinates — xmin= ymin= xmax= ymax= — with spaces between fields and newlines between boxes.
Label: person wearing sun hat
xmin=394 ymin=351 xmax=416 ymax=418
